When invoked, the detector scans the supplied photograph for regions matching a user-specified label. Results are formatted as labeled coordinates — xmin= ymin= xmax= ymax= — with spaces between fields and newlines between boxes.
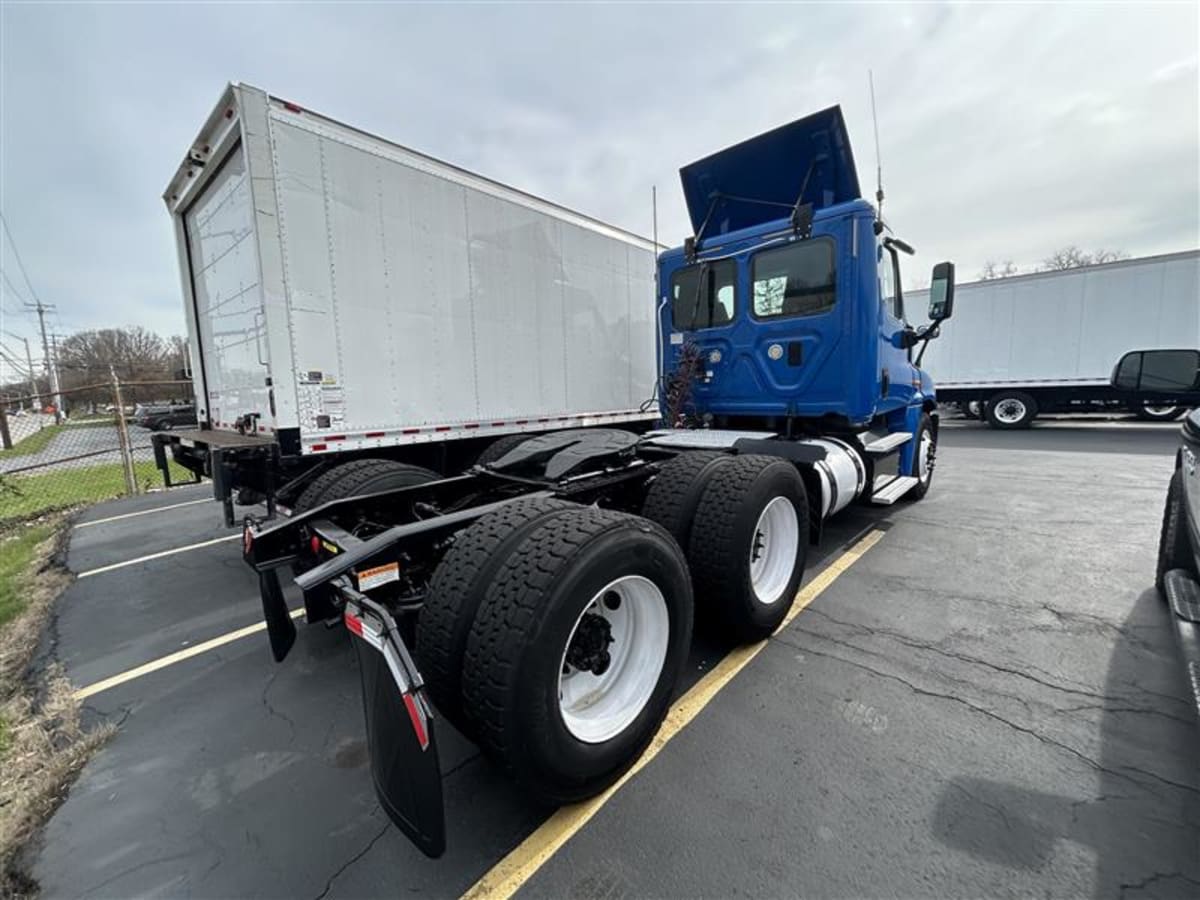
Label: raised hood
xmin=679 ymin=105 xmax=861 ymax=237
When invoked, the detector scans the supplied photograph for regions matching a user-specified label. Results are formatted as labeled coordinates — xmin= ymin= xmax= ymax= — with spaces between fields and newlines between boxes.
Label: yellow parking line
xmin=462 ymin=528 xmax=886 ymax=900
xmin=73 ymin=608 xmax=304 ymax=700
xmin=76 ymin=534 xmax=240 ymax=578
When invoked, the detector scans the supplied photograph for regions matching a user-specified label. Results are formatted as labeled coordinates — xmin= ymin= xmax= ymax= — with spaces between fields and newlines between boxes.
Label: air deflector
xmin=679 ymin=105 xmax=861 ymax=237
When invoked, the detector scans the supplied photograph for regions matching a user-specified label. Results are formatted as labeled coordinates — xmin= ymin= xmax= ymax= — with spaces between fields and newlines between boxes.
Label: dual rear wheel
xmin=412 ymin=451 xmax=809 ymax=805
xmin=418 ymin=503 xmax=692 ymax=803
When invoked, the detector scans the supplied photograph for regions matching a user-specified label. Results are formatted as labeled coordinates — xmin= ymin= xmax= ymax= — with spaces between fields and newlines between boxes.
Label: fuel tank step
xmin=870 ymin=474 xmax=918 ymax=505
xmin=1163 ymin=570 xmax=1200 ymax=722
xmin=1165 ymin=568 xmax=1200 ymax=623
xmin=861 ymin=432 xmax=912 ymax=456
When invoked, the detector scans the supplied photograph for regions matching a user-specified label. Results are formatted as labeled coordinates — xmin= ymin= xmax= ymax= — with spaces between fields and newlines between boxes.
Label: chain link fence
xmin=0 ymin=379 xmax=200 ymax=528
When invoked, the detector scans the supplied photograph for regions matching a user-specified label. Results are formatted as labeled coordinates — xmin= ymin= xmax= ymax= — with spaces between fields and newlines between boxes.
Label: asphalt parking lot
xmin=24 ymin=418 xmax=1200 ymax=898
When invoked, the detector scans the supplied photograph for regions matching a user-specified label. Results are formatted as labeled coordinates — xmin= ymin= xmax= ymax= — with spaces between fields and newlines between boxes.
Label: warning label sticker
xmin=356 ymin=562 xmax=400 ymax=592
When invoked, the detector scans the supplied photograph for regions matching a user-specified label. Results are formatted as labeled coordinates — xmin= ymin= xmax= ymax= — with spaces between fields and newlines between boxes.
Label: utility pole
xmin=49 ymin=332 xmax=65 ymax=419
xmin=25 ymin=300 xmax=62 ymax=422
xmin=22 ymin=336 xmax=36 ymax=406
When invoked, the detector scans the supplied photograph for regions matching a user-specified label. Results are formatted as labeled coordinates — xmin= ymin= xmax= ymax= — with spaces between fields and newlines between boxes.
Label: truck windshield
xmin=671 ymin=260 xmax=736 ymax=331
xmin=751 ymin=238 xmax=836 ymax=319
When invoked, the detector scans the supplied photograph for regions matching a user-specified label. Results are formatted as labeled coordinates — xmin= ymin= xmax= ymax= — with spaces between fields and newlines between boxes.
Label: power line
xmin=1 ymin=267 xmax=28 ymax=307
xmin=0 ymin=211 xmax=42 ymax=304
xmin=0 ymin=347 xmax=30 ymax=376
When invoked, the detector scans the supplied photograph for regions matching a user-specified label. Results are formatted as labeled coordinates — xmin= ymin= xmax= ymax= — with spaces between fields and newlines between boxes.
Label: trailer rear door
xmin=183 ymin=143 xmax=270 ymax=432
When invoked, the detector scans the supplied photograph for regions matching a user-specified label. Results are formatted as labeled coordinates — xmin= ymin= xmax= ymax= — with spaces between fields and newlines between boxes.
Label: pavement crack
xmin=776 ymin=635 xmax=1200 ymax=800
xmin=77 ymin=851 xmax=194 ymax=896
xmin=312 ymin=816 xmax=390 ymax=900
xmin=800 ymin=608 xmax=1191 ymax=716
xmin=1119 ymin=871 xmax=1200 ymax=896
xmin=260 ymin=670 xmax=296 ymax=744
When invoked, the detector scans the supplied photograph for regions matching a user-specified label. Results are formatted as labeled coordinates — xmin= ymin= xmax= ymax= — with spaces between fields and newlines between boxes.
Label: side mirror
xmin=928 ymin=262 xmax=955 ymax=321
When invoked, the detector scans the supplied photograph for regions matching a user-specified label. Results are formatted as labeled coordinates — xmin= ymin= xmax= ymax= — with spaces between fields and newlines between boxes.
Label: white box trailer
xmin=158 ymin=84 xmax=658 ymax=517
xmin=911 ymin=249 xmax=1200 ymax=426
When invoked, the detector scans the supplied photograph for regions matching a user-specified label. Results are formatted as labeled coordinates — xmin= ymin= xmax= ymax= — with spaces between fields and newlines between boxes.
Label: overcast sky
xmin=0 ymin=1 xmax=1197 ymax=370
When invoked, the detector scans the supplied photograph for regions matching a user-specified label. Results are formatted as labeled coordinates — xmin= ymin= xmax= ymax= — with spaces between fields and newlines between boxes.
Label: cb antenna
xmin=869 ymin=70 xmax=884 ymax=227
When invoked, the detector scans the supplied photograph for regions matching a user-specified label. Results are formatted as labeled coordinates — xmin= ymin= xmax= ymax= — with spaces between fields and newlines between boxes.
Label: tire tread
xmin=415 ymin=498 xmax=572 ymax=730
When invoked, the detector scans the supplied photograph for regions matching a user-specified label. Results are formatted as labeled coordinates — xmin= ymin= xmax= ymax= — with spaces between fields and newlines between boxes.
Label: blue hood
xmin=679 ymin=105 xmax=861 ymax=237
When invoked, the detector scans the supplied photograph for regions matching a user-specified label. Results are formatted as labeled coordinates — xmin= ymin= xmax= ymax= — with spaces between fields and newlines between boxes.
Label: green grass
xmin=0 ymin=523 xmax=54 ymax=628
xmin=0 ymin=459 xmax=194 ymax=527
xmin=0 ymin=425 xmax=65 ymax=459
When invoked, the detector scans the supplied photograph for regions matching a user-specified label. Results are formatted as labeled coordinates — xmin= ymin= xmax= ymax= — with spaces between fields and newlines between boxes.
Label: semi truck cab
xmin=658 ymin=106 xmax=951 ymax=485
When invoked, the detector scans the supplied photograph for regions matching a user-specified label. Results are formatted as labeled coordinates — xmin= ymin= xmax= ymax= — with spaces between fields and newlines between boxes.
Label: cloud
xmin=0 ymin=0 xmax=1196 ymax=351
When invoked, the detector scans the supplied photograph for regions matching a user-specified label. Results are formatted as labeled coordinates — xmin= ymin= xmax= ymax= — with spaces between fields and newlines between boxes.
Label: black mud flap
xmin=256 ymin=567 xmax=297 ymax=663
xmin=344 ymin=593 xmax=446 ymax=858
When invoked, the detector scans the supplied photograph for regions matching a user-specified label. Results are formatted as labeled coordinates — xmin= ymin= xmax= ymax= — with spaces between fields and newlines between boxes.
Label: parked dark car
xmin=1157 ymin=406 xmax=1200 ymax=717
xmin=132 ymin=404 xmax=196 ymax=432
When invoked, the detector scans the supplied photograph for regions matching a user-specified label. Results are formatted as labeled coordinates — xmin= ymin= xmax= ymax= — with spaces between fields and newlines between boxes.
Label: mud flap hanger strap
xmin=338 ymin=578 xmax=425 ymax=696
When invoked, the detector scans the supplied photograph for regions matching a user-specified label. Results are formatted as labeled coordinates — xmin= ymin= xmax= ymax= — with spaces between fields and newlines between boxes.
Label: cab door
xmin=877 ymin=240 xmax=915 ymax=412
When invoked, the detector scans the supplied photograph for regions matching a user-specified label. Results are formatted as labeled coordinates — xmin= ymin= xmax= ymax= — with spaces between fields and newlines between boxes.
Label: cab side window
xmin=750 ymin=238 xmax=836 ymax=319
xmin=671 ymin=260 xmax=736 ymax=330
xmin=878 ymin=243 xmax=904 ymax=321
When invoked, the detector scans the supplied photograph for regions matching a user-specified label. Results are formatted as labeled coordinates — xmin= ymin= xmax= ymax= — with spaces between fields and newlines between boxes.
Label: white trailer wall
xmin=914 ymin=250 xmax=1200 ymax=387
xmin=268 ymin=105 xmax=656 ymax=447
xmin=167 ymin=85 xmax=657 ymax=451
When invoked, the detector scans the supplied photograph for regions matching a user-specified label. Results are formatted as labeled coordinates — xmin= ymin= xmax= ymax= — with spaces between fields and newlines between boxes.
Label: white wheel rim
xmin=1144 ymin=405 xmax=1178 ymax=416
xmin=918 ymin=432 xmax=933 ymax=483
xmin=967 ymin=401 xmax=981 ymax=417
xmin=558 ymin=575 xmax=669 ymax=744
xmin=749 ymin=496 xmax=800 ymax=606
xmin=993 ymin=398 xmax=1027 ymax=424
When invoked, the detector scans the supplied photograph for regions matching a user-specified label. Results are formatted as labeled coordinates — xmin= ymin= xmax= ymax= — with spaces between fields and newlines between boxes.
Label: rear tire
xmin=687 ymin=455 xmax=808 ymax=642
xmin=293 ymin=459 xmax=438 ymax=513
xmin=640 ymin=451 xmax=735 ymax=548
xmin=1134 ymin=402 xmax=1185 ymax=422
xmin=415 ymin=498 xmax=573 ymax=734
xmin=291 ymin=460 xmax=438 ymax=576
xmin=475 ymin=433 xmax=533 ymax=467
xmin=985 ymin=391 xmax=1038 ymax=429
xmin=461 ymin=508 xmax=692 ymax=804
xmin=959 ymin=401 xmax=979 ymax=420
xmin=1157 ymin=470 xmax=1195 ymax=594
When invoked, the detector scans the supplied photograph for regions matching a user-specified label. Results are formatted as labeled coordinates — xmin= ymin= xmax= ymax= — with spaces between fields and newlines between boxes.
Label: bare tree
xmin=1039 ymin=246 xmax=1129 ymax=271
xmin=979 ymin=259 xmax=1019 ymax=280
xmin=57 ymin=327 xmax=168 ymax=382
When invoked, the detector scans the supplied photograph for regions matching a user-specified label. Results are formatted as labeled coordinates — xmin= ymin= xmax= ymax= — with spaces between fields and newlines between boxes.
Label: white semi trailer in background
xmin=156 ymin=83 xmax=658 ymax=523
xmin=912 ymin=249 xmax=1200 ymax=428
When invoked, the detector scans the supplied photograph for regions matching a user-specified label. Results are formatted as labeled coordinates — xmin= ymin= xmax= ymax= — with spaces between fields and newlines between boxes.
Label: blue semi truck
xmin=239 ymin=104 xmax=955 ymax=857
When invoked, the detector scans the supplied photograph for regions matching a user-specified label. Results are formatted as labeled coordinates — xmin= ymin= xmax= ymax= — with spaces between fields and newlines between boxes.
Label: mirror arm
xmin=913 ymin=320 xmax=943 ymax=367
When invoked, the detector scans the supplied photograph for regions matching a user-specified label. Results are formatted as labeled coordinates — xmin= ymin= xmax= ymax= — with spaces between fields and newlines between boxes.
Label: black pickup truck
xmin=1157 ymin=405 xmax=1200 ymax=719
